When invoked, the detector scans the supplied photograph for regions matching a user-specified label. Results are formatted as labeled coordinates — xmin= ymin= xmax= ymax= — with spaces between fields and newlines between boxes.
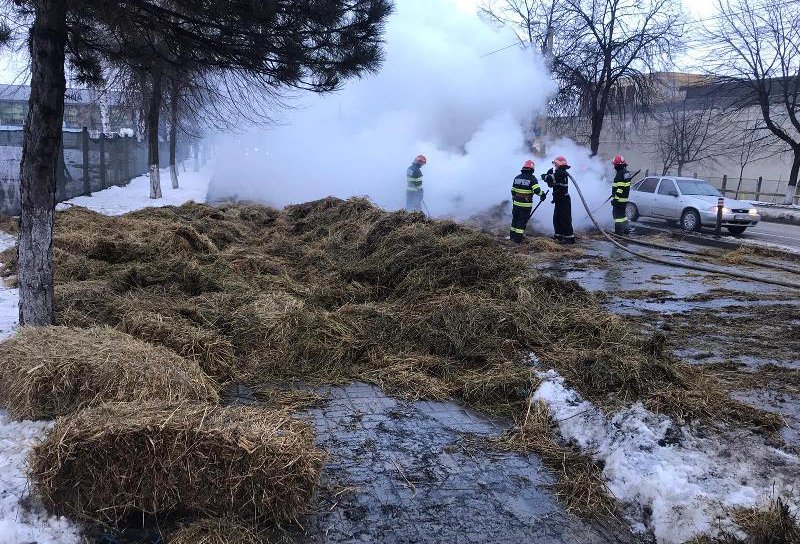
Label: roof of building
xmin=0 ymin=84 xmax=123 ymax=105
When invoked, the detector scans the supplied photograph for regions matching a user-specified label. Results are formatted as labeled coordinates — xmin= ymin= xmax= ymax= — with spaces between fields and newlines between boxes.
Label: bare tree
xmin=705 ymin=0 xmax=800 ymax=203
xmin=654 ymin=94 xmax=726 ymax=176
xmin=480 ymin=0 xmax=685 ymax=155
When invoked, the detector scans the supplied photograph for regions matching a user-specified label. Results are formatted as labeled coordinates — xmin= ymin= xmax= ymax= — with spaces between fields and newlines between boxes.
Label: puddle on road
xmin=295 ymin=383 xmax=638 ymax=544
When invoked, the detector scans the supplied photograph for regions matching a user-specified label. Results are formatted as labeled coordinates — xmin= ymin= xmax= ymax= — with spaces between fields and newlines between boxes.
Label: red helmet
xmin=613 ymin=155 xmax=626 ymax=166
xmin=522 ymin=160 xmax=535 ymax=170
xmin=553 ymin=156 xmax=569 ymax=168
xmin=415 ymin=155 xmax=427 ymax=165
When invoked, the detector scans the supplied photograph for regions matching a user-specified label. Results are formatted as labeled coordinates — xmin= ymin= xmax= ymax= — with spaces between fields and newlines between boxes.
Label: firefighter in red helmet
xmin=509 ymin=159 xmax=546 ymax=243
xmin=406 ymin=154 xmax=427 ymax=211
xmin=543 ymin=156 xmax=575 ymax=244
xmin=611 ymin=155 xmax=640 ymax=235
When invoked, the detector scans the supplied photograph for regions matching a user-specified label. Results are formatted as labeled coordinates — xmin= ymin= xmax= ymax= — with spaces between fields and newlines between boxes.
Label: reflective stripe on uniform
xmin=512 ymin=201 xmax=533 ymax=208
xmin=614 ymin=217 xmax=628 ymax=223
xmin=613 ymin=198 xmax=628 ymax=203
xmin=510 ymin=227 xmax=525 ymax=234
xmin=512 ymin=188 xmax=534 ymax=194
xmin=613 ymin=182 xmax=631 ymax=187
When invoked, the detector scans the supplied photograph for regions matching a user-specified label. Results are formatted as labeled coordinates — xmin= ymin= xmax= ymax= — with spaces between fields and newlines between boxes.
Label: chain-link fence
xmin=0 ymin=128 xmax=168 ymax=215
xmin=639 ymin=168 xmax=797 ymax=204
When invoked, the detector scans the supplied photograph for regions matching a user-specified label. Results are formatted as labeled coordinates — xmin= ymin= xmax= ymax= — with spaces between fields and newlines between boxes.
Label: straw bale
xmin=31 ymin=402 xmax=324 ymax=525
xmin=0 ymin=327 xmax=219 ymax=420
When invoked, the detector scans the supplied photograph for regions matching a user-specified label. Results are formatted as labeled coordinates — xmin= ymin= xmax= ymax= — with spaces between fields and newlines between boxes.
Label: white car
xmin=626 ymin=176 xmax=761 ymax=235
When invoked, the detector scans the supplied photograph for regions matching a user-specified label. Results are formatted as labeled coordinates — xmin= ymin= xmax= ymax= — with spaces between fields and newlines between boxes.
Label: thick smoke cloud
xmin=210 ymin=0 xmax=614 ymax=231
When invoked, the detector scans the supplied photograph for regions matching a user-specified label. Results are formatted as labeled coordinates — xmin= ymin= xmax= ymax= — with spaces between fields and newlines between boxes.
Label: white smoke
xmin=210 ymin=0 xmax=614 ymax=232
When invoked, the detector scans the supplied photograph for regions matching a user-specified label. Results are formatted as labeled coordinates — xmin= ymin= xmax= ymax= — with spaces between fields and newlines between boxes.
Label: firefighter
xmin=543 ymin=156 xmax=575 ymax=244
xmin=406 ymin=154 xmax=426 ymax=212
xmin=510 ymin=160 xmax=546 ymax=243
xmin=611 ymin=155 xmax=636 ymax=235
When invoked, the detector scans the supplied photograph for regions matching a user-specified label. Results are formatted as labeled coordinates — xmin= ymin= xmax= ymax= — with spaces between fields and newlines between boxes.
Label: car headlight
xmin=749 ymin=208 xmax=758 ymax=215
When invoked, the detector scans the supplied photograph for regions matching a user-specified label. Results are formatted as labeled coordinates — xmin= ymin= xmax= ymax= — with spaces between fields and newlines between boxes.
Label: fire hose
xmin=567 ymin=173 xmax=800 ymax=290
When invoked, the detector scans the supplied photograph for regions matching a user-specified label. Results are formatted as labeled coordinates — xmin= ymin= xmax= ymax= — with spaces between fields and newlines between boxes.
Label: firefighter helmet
xmin=553 ymin=156 xmax=569 ymax=168
xmin=522 ymin=160 xmax=535 ymax=170
xmin=613 ymin=155 xmax=627 ymax=166
xmin=415 ymin=155 xmax=427 ymax=165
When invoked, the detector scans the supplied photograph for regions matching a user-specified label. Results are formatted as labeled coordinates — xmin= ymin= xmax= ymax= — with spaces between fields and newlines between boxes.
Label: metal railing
xmin=0 ymin=127 xmax=168 ymax=216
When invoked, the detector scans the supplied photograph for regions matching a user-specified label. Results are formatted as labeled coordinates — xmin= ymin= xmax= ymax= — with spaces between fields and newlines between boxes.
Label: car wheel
xmin=680 ymin=209 xmax=701 ymax=232
xmin=625 ymin=203 xmax=639 ymax=221
xmin=726 ymin=226 xmax=747 ymax=235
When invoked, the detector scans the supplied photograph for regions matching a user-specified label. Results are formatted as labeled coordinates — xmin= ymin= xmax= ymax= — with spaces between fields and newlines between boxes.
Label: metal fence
xmin=639 ymin=169 xmax=796 ymax=204
xmin=0 ymin=128 xmax=168 ymax=216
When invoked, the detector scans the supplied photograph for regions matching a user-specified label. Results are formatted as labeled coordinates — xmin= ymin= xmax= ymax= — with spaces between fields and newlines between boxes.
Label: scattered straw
xmin=168 ymin=518 xmax=267 ymax=544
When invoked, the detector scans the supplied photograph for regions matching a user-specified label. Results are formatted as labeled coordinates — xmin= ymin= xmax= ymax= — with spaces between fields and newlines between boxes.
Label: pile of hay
xmin=0 ymin=197 xmax=773 ymax=429
xmin=31 ymin=402 xmax=325 ymax=526
xmin=690 ymin=498 xmax=800 ymax=543
xmin=0 ymin=326 xmax=219 ymax=420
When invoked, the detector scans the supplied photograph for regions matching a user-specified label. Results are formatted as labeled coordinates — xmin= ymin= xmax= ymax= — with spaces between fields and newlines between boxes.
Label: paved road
xmin=635 ymin=218 xmax=800 ymax=251
xmin=743 ymin=221 xmax=800 ymax=250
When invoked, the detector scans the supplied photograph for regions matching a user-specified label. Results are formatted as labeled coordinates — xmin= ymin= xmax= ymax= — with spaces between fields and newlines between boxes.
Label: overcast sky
xmin=0 ymin=0 xmax=717 ymax=86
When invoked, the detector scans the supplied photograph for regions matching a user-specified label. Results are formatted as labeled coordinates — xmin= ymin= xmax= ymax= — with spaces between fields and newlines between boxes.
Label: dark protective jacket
xmin=543 ymin=166 xmax=571 ymax=198
xmin=511 ymin=170 xmax=544 ymax=208
xmin=612 ymin=166 xmax=634 ymax=203
xmin=407 ymin=162 xmax=423 ymax=192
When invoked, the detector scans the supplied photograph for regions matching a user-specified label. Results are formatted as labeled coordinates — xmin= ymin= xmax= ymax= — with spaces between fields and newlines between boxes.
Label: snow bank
xmin=57 ymin=164 xmax=211 ymax=216
xmin=0 ymin=166 xmax=211 ymax=543
xmin=0 ymin=412 xmax=81 ymax=544
xmin=534 ymin=370 xmax=800 ymax=544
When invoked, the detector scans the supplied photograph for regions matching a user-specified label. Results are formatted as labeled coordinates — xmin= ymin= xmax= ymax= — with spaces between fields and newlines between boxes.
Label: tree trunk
xmin=169 ymin=85 xmax=179 ymax=189
xmin=786 ymin=151 xmax=800 ymax=204
xmin=589 ymin=108 xmax=604 ymax=157
xmin=677 ymin=163 xmax=684 ymax=177
xmin=18 ymin=0 xmax=67 ymax=326
xmin=193 ymin=142 xmax=200 ymax=172
xmin=148 ymin=62 xmax=163 ymax=199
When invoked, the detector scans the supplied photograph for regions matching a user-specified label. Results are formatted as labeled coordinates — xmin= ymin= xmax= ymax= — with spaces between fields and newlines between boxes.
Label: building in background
xmin=0 ymin=84 xmax=135 ymax=135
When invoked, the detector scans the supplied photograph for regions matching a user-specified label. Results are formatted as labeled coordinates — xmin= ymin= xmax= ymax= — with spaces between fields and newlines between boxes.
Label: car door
xmin=653 ymin=178 xmax=680 ymax=218
xmin=632 ymin=177 xmax=659 ymax=216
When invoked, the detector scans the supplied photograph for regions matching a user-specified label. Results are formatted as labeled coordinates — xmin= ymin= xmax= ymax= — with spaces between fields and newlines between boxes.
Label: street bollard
xmin=715 ymin=197 xmax=724 ymax=238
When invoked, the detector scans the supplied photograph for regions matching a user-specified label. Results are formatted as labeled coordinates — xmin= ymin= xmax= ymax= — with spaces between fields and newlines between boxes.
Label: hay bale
xmin=118 ymin=310 xmax=236 ymax=380
xmin=0 ymin=327 xmax=219 ymax=420
xmin=31 ymin=402 xmax=324 ymax=525
xmin=169 ymin=518 xmax=266 ymax=544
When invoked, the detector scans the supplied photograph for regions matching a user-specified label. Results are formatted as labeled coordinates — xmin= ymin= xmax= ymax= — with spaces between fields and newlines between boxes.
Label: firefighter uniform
xmin=510 ymin=164 xmax=545 ymax=243
xmin=612 ymin=161 xmax=634 ymax=234
xmin=544 ymin=160 xmax=575 ymax=243
xmin=406 ymin=159 xmax=424 ymax=212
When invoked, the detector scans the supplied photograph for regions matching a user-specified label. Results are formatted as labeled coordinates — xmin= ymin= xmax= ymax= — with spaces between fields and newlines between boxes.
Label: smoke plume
xmin=210 ymin=0 xmax=614 ymax=231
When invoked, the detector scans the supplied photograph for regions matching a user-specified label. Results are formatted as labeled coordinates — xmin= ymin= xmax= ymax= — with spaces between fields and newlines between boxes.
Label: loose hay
xmin=0 ymin=327 xmax=219 ymax=420
xmin=169 ymin=518 xmax=266 ymax=544
xmin=32 ymin=402 xmax=325 ymax=526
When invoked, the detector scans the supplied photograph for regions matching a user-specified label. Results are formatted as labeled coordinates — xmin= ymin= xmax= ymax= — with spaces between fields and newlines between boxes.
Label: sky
xmin=0 ymin=1 xmax=718 ymax=85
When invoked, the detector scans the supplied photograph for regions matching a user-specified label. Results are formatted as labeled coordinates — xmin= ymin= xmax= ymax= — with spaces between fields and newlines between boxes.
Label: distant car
xmin=626 ymin=176 xmax=761 ymax=235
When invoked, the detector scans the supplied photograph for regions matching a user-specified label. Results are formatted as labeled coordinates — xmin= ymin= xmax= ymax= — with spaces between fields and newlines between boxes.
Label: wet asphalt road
xmin=634 ymin=218 xmax=800 ymax=250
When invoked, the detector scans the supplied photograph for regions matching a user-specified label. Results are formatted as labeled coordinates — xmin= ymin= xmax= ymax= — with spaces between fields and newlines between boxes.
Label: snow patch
xmin=57 ymin=164 xmax=211 ymax=216
xmin=0 ymin=412 xmax=81 ymax=544
xmin=533 ymin=370 xmax=800 ymax=544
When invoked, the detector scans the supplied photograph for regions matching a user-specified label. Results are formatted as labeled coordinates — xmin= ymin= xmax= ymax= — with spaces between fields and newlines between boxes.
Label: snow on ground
xmin=57 ymin=164 xmax=211 ymax=216
xmin=533 ymin=369 xmax=800 ymax=544
xmin=0 ymin=165 xmax=211 ymax=544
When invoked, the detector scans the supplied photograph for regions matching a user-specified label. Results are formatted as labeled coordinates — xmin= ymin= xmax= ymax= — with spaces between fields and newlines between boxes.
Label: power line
xmin=480 ymin=41 xmax=525 ymax=58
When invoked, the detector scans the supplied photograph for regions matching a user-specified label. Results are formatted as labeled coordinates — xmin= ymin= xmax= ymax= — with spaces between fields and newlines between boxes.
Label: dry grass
xmin=31 ymin=401 xmax=325 ymax=527
xmin=492 ymin=400 xmax=616 ymax=516
xmin=690 ymin=499 xmax=800 ymax=543
xmin=0 ymin=326 xmax=219 ymax=420
xmin=168 ymin=518 xmax=267 ymax=544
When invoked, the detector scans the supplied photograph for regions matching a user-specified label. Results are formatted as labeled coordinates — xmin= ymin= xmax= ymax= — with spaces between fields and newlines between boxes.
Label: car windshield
xmin=677 ymin=180 xmax=721 ymax=196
